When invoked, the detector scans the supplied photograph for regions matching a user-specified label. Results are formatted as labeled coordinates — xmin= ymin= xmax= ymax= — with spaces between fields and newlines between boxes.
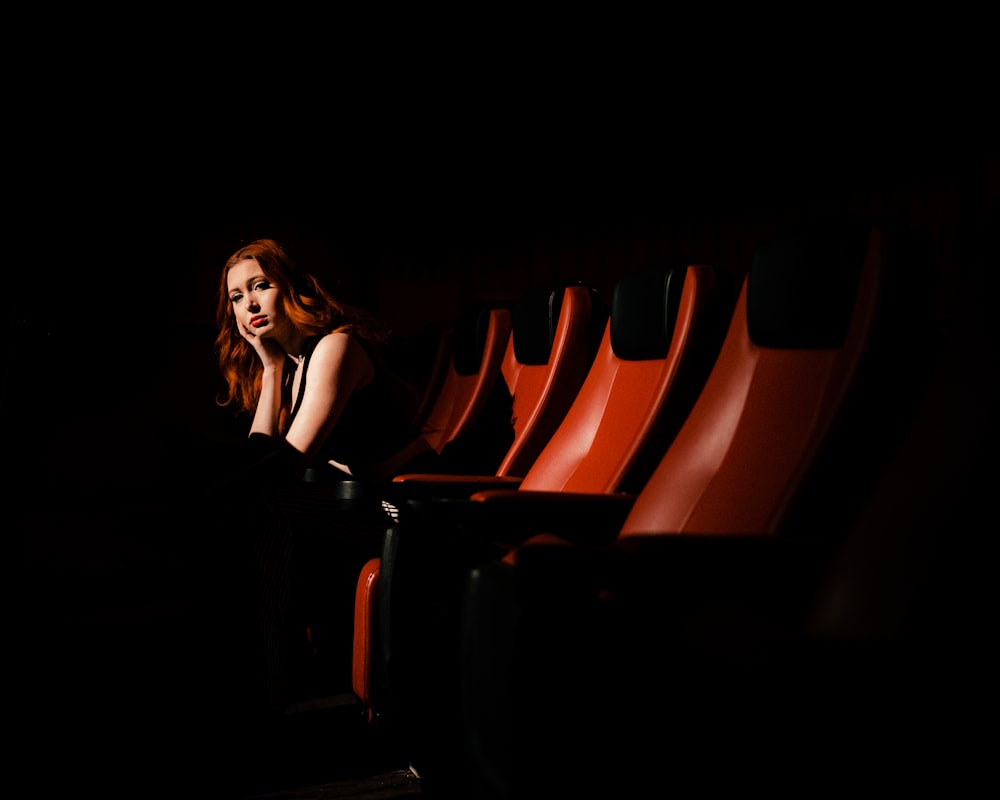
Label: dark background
xmin=7 ymin=112 xmax=993 ymax=494
xmin=6 ymin=12 xmax=995 ymax=598
xmin=5 ymin=17 xmax=997 ymax=797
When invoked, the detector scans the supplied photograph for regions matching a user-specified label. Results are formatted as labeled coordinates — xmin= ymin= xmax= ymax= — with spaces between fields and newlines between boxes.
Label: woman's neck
xmin=278 ymin=332 xmax=309 ymax=363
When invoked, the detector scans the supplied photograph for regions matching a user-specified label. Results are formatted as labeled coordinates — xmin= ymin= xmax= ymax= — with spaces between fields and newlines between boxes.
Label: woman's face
xmin=227 ymin=257 xmax=289 ymax=338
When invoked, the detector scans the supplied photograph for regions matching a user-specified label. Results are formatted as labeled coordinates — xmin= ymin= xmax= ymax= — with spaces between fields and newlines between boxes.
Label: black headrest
xmin=610 ymin=259 xmax=687 ymax=360
xmin=748 ymin=218 xmax=871 ymax=348
xmin=512 ymin=285 xmax=564 ymax=366
xmin=452 ymin=306 xmax=495 ymax=375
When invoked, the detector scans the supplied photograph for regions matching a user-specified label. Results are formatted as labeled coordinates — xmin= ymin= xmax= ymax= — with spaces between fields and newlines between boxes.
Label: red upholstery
xmin=356 ymin=261 xmax=731 ymax=757
xmin=495 ymin=285 xmax=600 ymax=478
xmin=352 ymin=283 xmax=602 ymax=715
xmin=351 ymin=557 xmax=380 ymax=723
xmin=459 ymin=218 xmax=934 ymax=796
xmin=409 ymin=326 xmax=453 ymax=432
xmin=419 ymin=307 xmax=513 ymax=455
xmin=352 ymin=264 xmax=725 ymax=722
xmin=518 ymin=265 xmax=716 ymax=494
xmin=503 ymin=224 xmax=897 ymax=548
xmin=618 ymin=247 xmax=877 ymax=537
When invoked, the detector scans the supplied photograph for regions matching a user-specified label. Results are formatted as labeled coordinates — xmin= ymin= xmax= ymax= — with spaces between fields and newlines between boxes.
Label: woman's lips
xmin=250 ymin=315 xmax=267 ymax=328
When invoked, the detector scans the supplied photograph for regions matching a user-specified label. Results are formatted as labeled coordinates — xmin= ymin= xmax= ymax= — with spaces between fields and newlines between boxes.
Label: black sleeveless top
xmin=285 ymin=334 xmax=422 ymax=474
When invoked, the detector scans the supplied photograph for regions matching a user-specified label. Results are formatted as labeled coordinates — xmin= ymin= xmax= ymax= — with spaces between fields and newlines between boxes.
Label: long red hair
xmin=214 ymin=239 xmax=387 ymax=420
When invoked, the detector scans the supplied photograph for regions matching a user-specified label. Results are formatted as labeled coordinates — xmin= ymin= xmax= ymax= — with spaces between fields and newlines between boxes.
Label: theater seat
xmin=419 ymin=303 xmax=513 ymax=468
xmin=458 ymin=217 xmax=934 ymax=798
xmin=367 ymin=259 xmax=732 ymax=781
xmin=351 ymin=282 xmax=603 ymax=722
xmin=496 ymin=283 xmax=604 ymax=478
xmin=408 ymin=324 xmax=454 ymax=434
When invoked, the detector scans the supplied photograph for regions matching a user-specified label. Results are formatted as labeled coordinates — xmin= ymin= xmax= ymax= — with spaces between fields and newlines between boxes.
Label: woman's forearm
xmin=250 ymin=365 xmax=283 ymax=437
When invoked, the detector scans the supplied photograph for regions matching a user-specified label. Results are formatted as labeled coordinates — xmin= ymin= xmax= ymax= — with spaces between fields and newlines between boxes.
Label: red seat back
xmin=352 ymin=283 xmax=604 ymax=713
xmin=520 ymin=262 xmax=723 ymax=494
xmin=409 ymin=326 xmax=454 ymax=433
xmin=419 ymin=306 xmax=512 ymax=455
xmin=495 ymin=284 xmax=602 ymax=477
xmin=621 ymin=221 xmax=915 ymax=538
xmin=464 ymin=218 xmax=935 ymax=797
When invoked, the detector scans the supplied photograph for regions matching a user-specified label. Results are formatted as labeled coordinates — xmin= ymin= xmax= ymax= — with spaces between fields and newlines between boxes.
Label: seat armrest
xmin=300 ymin=473 xmax=523 ymax=503
xmin=401 ymin=490 xmax=637 ymax=547
xmin=386 ymin=474 xmax=523 ymax=501
xmin=393 ymin=473 xmax=523 ymax=485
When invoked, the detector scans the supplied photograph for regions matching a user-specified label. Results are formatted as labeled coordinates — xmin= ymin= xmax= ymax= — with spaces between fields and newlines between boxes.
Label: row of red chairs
xmin=347 ymin=216 xmax=934 ymax=797
xmin=353 ymin=256 xmax=730 ymax=708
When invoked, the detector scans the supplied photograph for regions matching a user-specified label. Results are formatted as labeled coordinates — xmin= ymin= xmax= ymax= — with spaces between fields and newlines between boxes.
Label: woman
xmin=215 ymin=238 xmax=438 ymax=482
xmin=211 ymin=239 xmax=443 ymax=712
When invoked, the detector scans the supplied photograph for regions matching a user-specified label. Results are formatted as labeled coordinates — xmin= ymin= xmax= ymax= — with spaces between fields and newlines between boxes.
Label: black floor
xmin=15 ymin=528 xmax=422 ymax=798
xmin=14 ymin=680 xmax=422 ymax=799
xmin=244 ymin=768 xmax=423 ymax=799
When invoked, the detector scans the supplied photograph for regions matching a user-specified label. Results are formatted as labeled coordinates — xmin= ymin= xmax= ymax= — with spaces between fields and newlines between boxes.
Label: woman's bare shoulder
xmin=310 ymin=331 xmax=373 ymax=381
xmin=311 ymin=330 xmax=353 ymax=357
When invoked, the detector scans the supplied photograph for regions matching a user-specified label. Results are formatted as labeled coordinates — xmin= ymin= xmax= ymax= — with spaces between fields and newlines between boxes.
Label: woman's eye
xmin=230 ymin=293 xmax=243 ymax=304
xmin=254 ymin=280 xmax=271 ymax=291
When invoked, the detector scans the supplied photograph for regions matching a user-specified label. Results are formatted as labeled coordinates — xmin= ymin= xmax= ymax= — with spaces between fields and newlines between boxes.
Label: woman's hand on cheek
xmin=240 ymin=323 xmax=285 ymax=369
